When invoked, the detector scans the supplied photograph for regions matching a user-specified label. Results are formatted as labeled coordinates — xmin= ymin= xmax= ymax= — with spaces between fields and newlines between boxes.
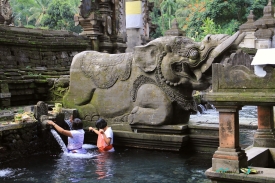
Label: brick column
xmin=212 ymin=106 xmax=247 ymax=172
xmin=253 ymin=106 xmax=275 ymax=147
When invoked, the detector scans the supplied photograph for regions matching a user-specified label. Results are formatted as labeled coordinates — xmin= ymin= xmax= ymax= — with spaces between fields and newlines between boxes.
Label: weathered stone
xmin=34 ymin=101 xmax=48 ymax=122
xmin=64 ymin=32 xmax=245 ymax=125
xmin=165 ymin=19 xmax=185 ymax=36
xmin=62 ymin=108 xmax=78 ymax=121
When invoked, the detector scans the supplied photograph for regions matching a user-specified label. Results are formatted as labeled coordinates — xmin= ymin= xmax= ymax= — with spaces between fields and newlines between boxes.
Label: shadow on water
xmin=0 ymin=147 xmax=213 ymax=183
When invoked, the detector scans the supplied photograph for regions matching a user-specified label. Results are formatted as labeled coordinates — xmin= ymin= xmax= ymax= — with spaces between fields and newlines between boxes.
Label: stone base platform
xmin=84 ymin=113 xmax=256 ymax=152
xmin=205 ymin=167 xmax=275 ymax=183
xmin=84 ymin=124 xmax=190 ymax=151
xmin=84 ymin=122 xmax=219 ymax=152
xmin=205 ymin=147 xmax=275 ymax=183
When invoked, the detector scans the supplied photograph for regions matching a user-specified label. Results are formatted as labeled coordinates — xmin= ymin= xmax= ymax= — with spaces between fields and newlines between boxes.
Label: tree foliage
xmin=9 ymin=0 xmax=275 ymax=38
xmin=160 ymin=0 xmax=177 ymax=29
xmin=9 ymin=0 xmax=81 ymax=32
xmin=42 ymin=0 xmax=81 ymax=32
xmin=150 ymin=0 xmax=275 ymax=40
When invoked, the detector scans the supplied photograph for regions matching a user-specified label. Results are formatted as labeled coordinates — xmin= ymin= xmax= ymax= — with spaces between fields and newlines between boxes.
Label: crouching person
xmin=89 ymin=118 xmax=115 ymax=152
xmin=47 ymin=118 xmax=86 ymax=153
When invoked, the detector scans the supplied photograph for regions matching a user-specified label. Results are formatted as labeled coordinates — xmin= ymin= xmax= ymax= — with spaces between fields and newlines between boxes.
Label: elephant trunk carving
xmin=63 ymin=32 xmax=245 ymax=125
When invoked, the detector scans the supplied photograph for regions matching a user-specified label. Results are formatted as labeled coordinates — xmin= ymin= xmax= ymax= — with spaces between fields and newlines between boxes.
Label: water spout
xmin=50 ymin=129 xmax=68 ymax=153
xmin=198 ymin=104 xmax=207 ymax=114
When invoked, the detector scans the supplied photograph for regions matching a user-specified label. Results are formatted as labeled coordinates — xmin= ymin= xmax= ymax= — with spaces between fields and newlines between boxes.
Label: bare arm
xmin=89 ymin=127 xmax=111 ymax=145
xmin=48 ymin=120 xmax=72 ymax=137
xmin=89 ymin=127 xmax=100 ymax=135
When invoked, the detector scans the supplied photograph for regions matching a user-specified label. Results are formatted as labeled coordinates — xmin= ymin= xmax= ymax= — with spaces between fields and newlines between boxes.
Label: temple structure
xmin=74 ymin=0 xmax=155 ymax=54
xmin=0 ymin=0 xmax=13 ymax=25
xmin=239 ymin=0 xmax=275 ymax=49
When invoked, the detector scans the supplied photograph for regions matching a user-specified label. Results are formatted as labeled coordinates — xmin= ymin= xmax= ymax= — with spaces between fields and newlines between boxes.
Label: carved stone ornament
xmin=80 ymin=51 xmax=133 ymax=89
xmin=239 ymin=10 xmax=257 ymax=32
xmin=131 ymin=75 xmax=157 ymax=102
xmin=165 ymin=19 xmax=185 ymax=36
xmin=0 ymin=0 xmax=13 ymax=25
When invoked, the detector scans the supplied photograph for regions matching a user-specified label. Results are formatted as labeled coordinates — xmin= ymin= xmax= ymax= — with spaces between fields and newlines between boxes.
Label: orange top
xmin=97 ymin=134 xmax=113 ymax=152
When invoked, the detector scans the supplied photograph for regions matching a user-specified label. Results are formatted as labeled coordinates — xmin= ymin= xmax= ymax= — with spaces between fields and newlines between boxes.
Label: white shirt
xmin=67 ymin=129 xmax=84 ymax=150
xmin=105 ymin=127 xmax=115 ymax=152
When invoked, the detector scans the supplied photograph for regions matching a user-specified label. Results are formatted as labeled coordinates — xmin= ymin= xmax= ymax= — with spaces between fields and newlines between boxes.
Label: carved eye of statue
xmin=187 ymin=48 xmax=199 ymax=60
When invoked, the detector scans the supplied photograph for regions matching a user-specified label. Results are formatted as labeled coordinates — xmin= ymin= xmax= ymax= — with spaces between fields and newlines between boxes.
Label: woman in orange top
xmin=89 ymin=118 xmax=115 ymax=152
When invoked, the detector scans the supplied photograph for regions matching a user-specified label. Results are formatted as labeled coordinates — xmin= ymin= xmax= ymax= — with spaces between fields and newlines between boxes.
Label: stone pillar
xmin=212 ymin=106 xmax=247 ymax=172
xmin=253 ymin=106 xmax=275 ymax=147
xmin=125 ymin=0 xmax=155 ymax=52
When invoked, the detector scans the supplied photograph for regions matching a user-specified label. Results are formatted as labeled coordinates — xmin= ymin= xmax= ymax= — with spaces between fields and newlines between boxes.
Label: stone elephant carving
xmin=63 ymin=32 xmax=245 ymax=125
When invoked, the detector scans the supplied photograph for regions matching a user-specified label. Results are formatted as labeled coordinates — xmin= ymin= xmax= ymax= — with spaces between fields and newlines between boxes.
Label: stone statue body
xmin=63 ymin=33 xmax=245 ymax=125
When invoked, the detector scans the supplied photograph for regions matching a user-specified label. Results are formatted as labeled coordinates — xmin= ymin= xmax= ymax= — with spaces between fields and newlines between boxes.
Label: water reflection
xmin=0 ymin=106 xmax=258 ymax=182
xmin=0 ymin=148 xmax=213 ymax=183
xmin=95 ymin=152 xmax=114 ymax=180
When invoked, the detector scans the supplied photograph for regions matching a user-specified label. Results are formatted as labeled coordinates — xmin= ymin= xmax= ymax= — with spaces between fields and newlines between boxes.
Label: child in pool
xmin=89 ymin=118 xmax=115 ymax=152
xmin=47 ymin=118 xmax=86 ymax=153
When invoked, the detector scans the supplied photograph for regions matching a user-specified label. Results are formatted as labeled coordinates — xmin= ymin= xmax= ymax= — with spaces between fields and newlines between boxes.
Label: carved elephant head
xmin=134 ymin=31 xmax=245 ymax=91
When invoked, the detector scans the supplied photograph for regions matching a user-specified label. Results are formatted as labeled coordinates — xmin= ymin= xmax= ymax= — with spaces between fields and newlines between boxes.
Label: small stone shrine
xmin=239 ymin=0 xmax=275 ymax=49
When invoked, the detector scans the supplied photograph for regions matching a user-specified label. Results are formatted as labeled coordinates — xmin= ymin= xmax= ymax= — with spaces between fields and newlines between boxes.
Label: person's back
xmin=47 ymin=118 xmax=86 ymax=153
xmin=68 ymin=128 xmax=84 ymax=151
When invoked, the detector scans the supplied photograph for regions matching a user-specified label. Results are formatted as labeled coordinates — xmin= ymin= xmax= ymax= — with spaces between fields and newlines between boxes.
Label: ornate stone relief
xmin=80 ymin=51 xmax=133 ymax=88
xmin=0 ymin=0 xmax=13 ymax=25
xmin=75 ymin=0 xmax=127 ymax=53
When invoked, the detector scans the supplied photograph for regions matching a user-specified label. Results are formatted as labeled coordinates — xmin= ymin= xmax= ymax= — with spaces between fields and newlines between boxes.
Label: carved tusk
xmin=231 ymin=32 xmax=246 ymax=49
xmin=200 ymin=31 xmax=240 ymax=74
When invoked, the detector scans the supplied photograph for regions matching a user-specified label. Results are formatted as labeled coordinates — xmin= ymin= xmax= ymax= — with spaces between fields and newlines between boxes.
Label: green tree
xmin=10 ymin=0 xmax=36 ymax=26
xmin=42 ymin=0 xmax=81 ymax=33
xmin=68 ymin=0 xmax=81 ymax=14
xmin=249 ymin=0 xmax=275 ymax=19
xmin=160 ymin=0 xmax=177 ymax=29
xmin=204 ymin=0 xmax=251 ymax=25
xmin=28 ymin=0 xmax=51 ymax=26
xmin=201 ymin=17 xmax=217 ymax=35
xmin=149 ymin=7 xmax=163 ymax=38
xmin=180 ymin=0 xmax=251 ymax=40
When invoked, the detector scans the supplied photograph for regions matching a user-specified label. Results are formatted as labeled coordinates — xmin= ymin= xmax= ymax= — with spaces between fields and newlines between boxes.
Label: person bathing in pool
xmin=47 ymin=118 xmax=86 ymax=153
xmin=89 ymin=118 xmax=115 ymax=152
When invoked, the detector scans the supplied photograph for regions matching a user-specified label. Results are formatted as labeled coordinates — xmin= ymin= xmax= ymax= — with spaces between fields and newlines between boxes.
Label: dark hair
xmin=95 ymin=118 xmax=107 ymax=130
xmin=72 ymin=118 xmax=83 ymax=130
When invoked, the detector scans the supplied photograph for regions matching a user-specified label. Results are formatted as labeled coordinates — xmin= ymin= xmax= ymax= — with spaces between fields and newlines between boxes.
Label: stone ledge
xmin=84 ymin=130 xmax=189 ymax=151
xmin=0 ymin=121 xmax=37 ymax=132
xmin=130 ymin=124 xmax=188 ymax=134
xmin=205 ymin=167 xmax=275 ymax=183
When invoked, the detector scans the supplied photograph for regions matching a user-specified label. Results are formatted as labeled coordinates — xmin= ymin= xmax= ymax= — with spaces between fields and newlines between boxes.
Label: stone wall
xmin=0 ymin=122 xmax=60 ymax=162
xmin=0 ymin=25 xmax=92 ymax=107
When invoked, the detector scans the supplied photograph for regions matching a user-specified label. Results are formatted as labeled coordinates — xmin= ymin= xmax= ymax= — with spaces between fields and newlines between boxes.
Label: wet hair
xmin=95 ymin=118 xmax=107 ymax=130
xmin=72 ymin=118 xmax=83 ymax=130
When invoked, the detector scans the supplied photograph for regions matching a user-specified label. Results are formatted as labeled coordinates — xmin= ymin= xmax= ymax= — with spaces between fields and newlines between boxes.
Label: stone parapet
xmin=0 ymin=25 xmax=92 ymax=107
xmin=0 ymin=121 xmax=59 ymax=163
